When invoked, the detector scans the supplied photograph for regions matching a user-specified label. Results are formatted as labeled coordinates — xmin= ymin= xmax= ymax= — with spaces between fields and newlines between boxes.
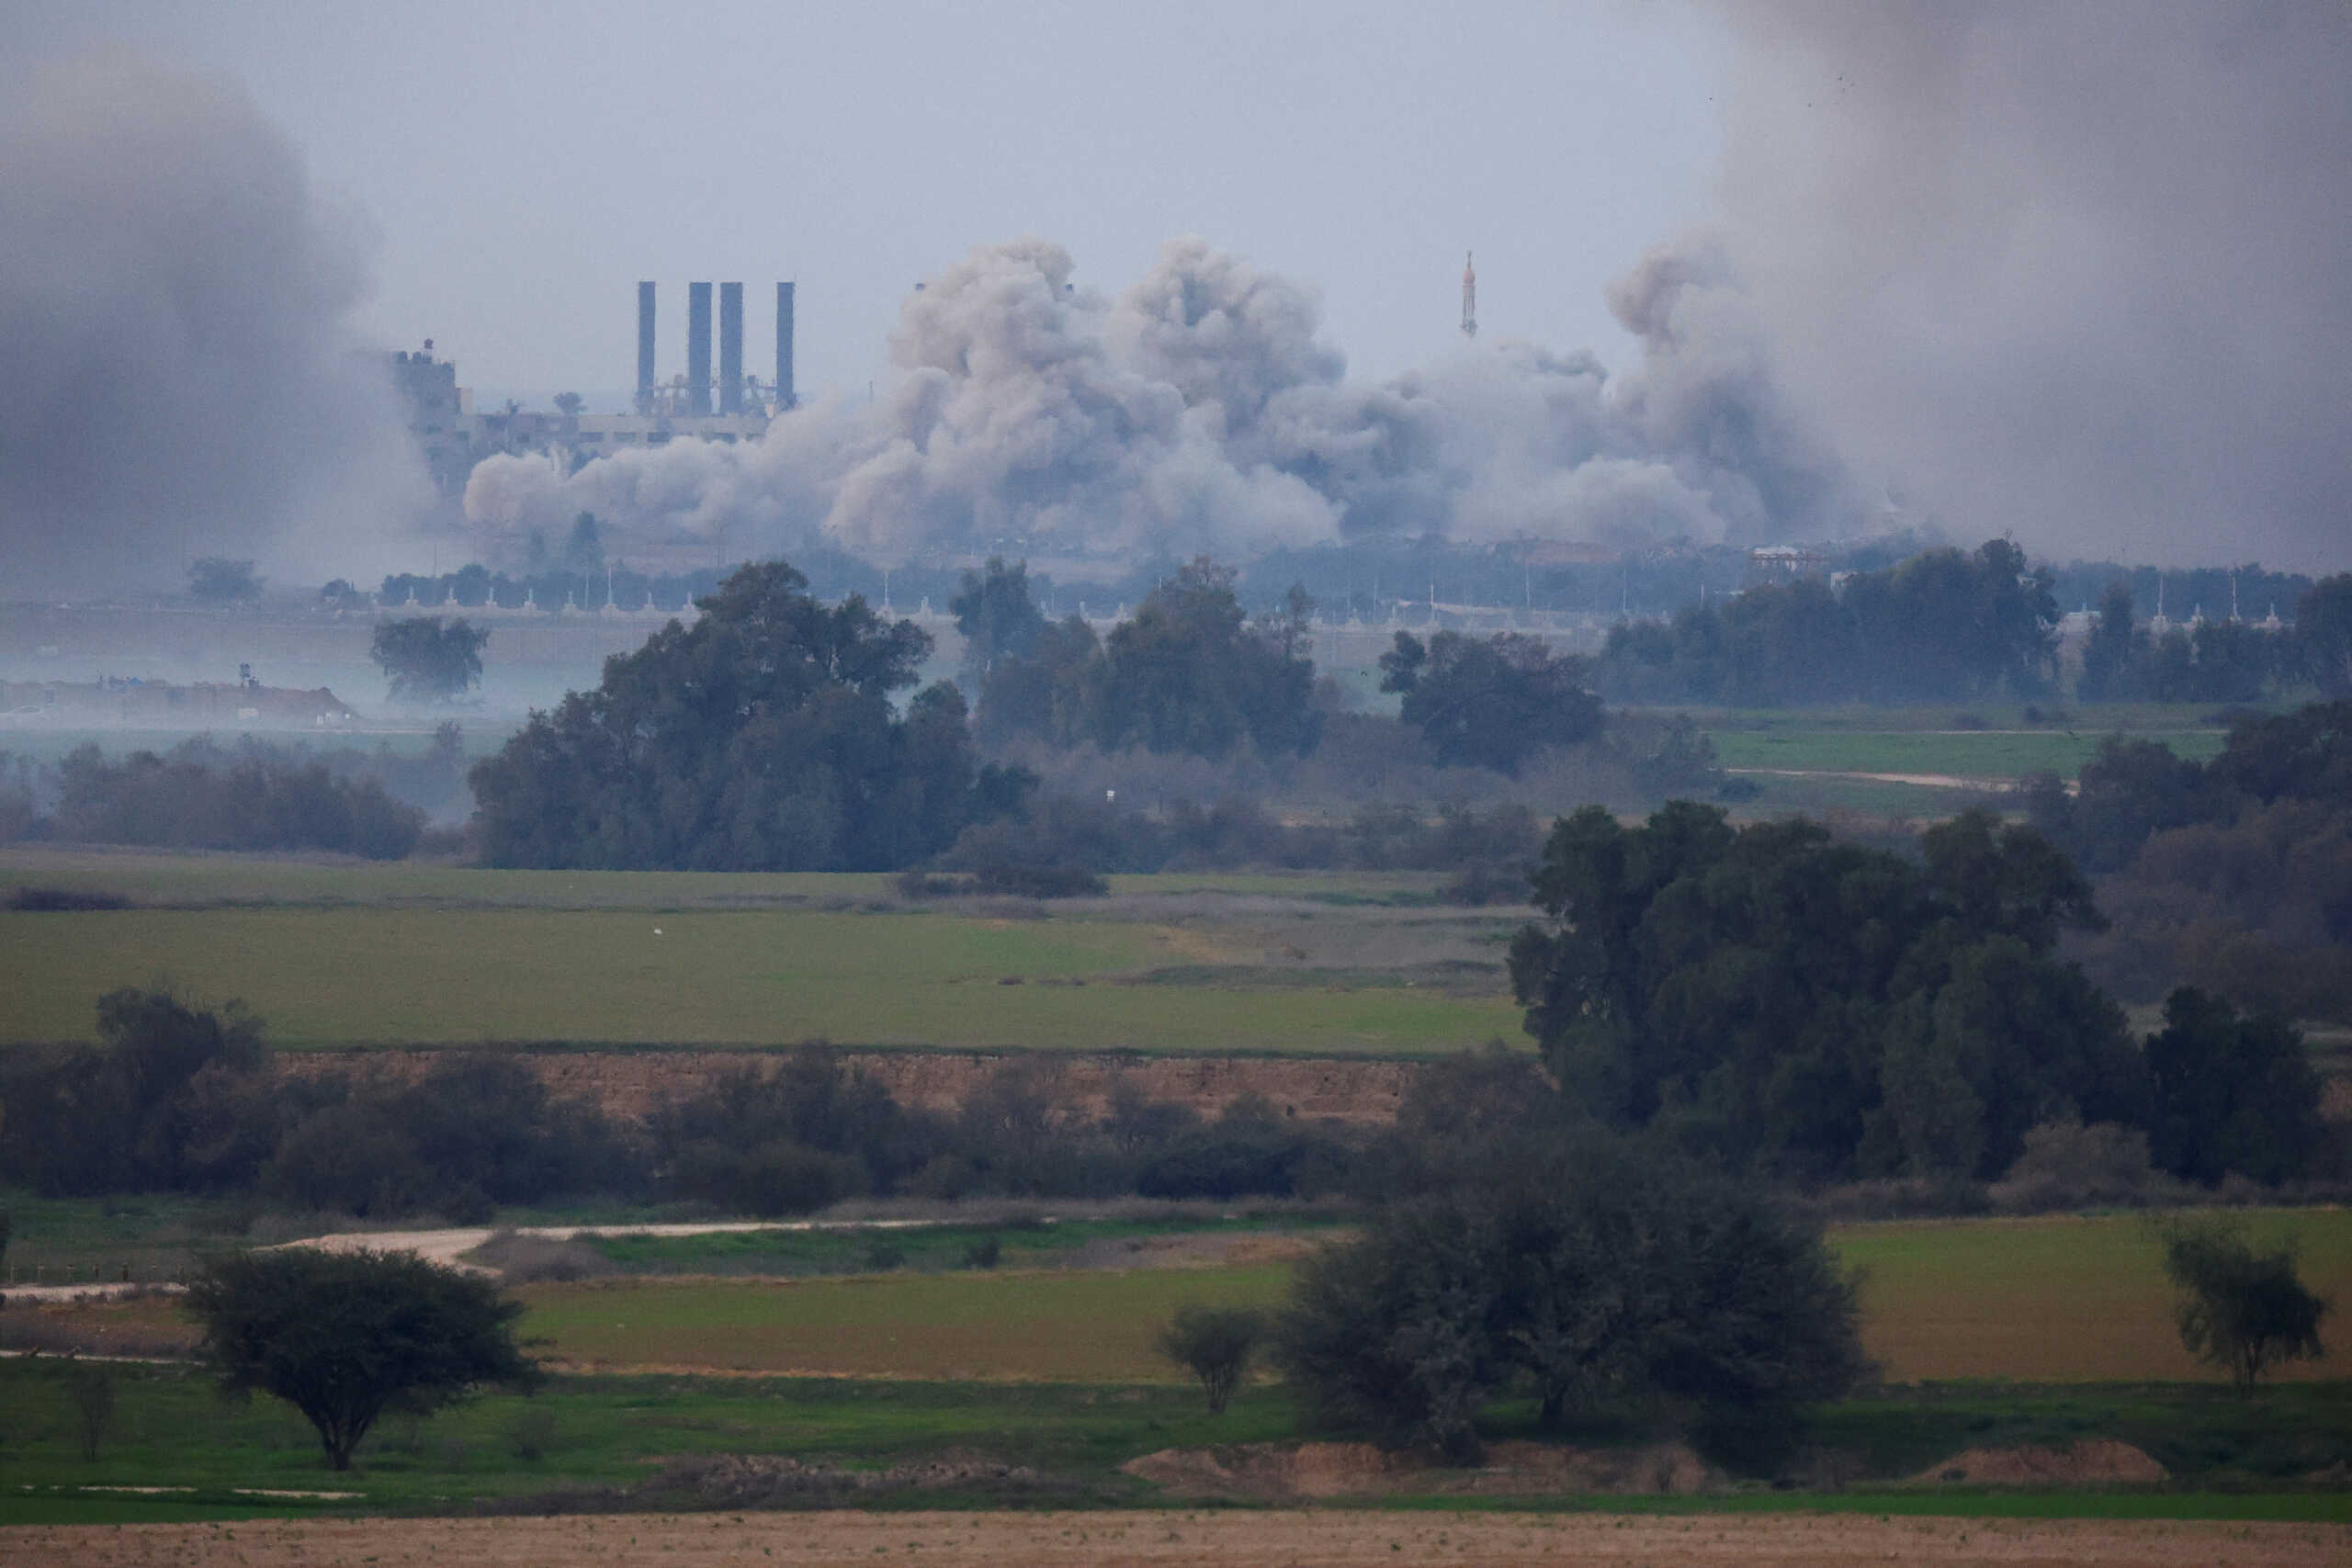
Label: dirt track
xmin=10 ymin=1510 xmax=2346 ymax=1566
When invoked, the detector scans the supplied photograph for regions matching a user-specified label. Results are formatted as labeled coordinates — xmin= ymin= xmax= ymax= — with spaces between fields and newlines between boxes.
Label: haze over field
xmin=5 ymin=2 xmax=2347 ymax=595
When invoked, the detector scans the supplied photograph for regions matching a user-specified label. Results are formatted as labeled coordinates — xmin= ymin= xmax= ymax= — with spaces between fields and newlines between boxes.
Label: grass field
xmin=0 ymin=845 xmax=1441 ymax=911
xmin=0 ymin=902 xmax=1523 ymax=1052
xmin=1708 ymin=728 xmax=2229 ymax=782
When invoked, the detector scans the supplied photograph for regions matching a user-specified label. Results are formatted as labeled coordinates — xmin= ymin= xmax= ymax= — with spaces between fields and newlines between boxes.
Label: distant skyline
xmin=7 ymin=2 xmax=2347 ymax=580
xmin=11 ymin=1 xmax=1728 ymax=401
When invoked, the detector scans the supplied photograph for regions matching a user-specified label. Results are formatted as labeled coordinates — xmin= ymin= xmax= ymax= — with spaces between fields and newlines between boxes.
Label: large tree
xmin=469 ymin=559 xmax=1026 ymax=870
xmin=370 ymin=615 xmax=489 ymax=704
xmin=1378 ymin=629 xmax=1602 ymax=774
xmin=1275 ymin=1135 xmax=1865 ymax=1465
xmin=187 ymin=1247 xmax=538 ymax=1471
xmin=1508 ymin=803 xmax=2144 ymax=1180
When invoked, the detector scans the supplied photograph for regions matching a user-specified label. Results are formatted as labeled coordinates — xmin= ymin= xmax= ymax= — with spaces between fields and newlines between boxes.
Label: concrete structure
xmin=776 ymin=280 xmax=797 ymax=410
xmin=719 ymin=282 xmax=744 ymax=414
xmin=686 ymin=282 xmax=713 ymax=415
xmin=636 ymin=282 xmax=657 ymax=412
xmin=1461 ymin=252 xmax=1477 ymax=339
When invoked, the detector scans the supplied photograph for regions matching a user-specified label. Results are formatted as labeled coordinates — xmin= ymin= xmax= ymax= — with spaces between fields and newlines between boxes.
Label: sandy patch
xmin=7 ymin=1509 xmax=2346 ymax=1567
xmin=1917 ymin=1440 xmax=2169 ymax=1486
xmin=1123 ymin=1439 xmax=1721 ymax=1500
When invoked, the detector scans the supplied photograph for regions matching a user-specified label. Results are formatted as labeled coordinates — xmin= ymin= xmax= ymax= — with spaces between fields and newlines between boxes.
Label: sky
xmin=8 ymin=0 xmax=1727 ymax=402
xmin=5 ymin=0 xmax=2347 ymax=588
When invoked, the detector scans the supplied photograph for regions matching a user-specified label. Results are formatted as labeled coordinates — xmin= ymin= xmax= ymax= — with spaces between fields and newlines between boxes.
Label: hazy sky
xmin=8 ymin=1 xmax=2347 ymax=580
xmin=11 ymin=0 xmax=1727 ymax=402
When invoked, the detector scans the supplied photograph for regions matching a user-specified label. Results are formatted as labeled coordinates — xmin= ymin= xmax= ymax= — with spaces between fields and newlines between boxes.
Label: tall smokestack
xmin=636 ymin=281 xmax=656 ymax=412
xmin=718 ymin=281 xmax=743 ymax=414
xmin=775 ymin=280 xmax=797 ymax=411
xmin=686 ymin=281 xmax=713 ymax=415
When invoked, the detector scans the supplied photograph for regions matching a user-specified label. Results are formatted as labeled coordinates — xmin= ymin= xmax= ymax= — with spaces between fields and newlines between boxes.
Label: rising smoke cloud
xmin=467 ymin=233 xmax=1864 ymax=568
xmin=1710 ymin=2 xmax=2352 ymax=570
xmin=0 ymin=51 xmax=428 ymax=599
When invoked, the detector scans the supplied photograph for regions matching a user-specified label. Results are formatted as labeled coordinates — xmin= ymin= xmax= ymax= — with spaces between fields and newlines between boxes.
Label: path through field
xmin=9 ymin=1509 xmax=2346 ymax=1566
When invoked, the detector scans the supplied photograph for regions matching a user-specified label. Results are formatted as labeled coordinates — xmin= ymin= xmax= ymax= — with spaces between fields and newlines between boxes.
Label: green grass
xmin=514 ymin=1264 xmax=1295 ymax=1380
xmin=2 ymin=1361 xmax=2345 ymax=1527
xmin=556 ymin=1213 xmax=1340 ymax=1278
xmin=0 ymin=904 xmax=1522 ymax=1052
xmin=0 ymin=845 xmax=1440 ymax=911
xmin=1709 ymin=728 xmax=2229 ymax=782
xmin=1831 ymin=1209 xmax=2352 ymax=1385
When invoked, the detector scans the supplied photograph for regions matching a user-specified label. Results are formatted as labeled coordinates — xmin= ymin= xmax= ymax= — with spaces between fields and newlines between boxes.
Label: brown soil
xmin=11 ymin=1510 xmax=2348 ymax=1566
xmin=1916 ymin=1440 xmax=2169 ymax=1486
xmin=278 ymin=1047 xmax=1423 ymax=1125
xmin=1123 ymin=1439 xmax=1721 ymax=1500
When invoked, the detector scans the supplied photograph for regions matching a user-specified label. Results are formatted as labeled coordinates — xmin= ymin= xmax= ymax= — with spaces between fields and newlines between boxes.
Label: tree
xmin=469 ymin=559 xmax=1026 ymax=870
xmin=1157 ymin=1304 xmax=1266 ymax=1414
xmin=1274 ymin=1136 xmax=1865 ymax=1465
xmin=950 ymin=556 xmax=1046 ymax=682
xmin=1379 ymin=629 xmax=1603 ymax=774
xmin=1507 ymin=803 xmax=2142 ymax=1180
xmin=564 ymin=512 xmax=605 ymax=579
xmin=187 ymin=558 xmax=262 ymax=603
xmin=2144 ymin=988 xmax=2324 ymax=1186
xmin=369 ymin=616 xmax=489 ymax=704
xmin=551 ymin=391 xmax=585 ymax=418
xmin=2077 ymin=582 xmax=2143 ymax=702
xmin=2293 ymin=574 xmax=2352 ymax=697
xmin=62 ymin=1359 xmax=116 ymax=1461
xmin=186 ymin=1247 xmax=539 ymax=1471
xmin=2158 ymin=1218 xmax=2328 ymax=1393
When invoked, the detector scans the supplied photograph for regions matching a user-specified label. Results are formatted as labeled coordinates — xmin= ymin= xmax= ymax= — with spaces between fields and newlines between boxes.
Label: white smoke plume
xmin=1711 ymin=2 xmax=2352 ymax=569
xmin=0 ymin=51 xmax=430 ymax=600
xmin=468 ymin=233 xmax=1864 ymax=567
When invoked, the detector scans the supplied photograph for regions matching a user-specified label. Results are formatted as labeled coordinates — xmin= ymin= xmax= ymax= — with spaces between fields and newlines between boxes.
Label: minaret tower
xmin=1461 ymin=251 xmax=1477 ymax=338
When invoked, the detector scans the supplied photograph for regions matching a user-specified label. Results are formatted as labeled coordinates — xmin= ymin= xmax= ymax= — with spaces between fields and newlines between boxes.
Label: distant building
xmin=1745 ymin=545 xmax=1828 ymax=588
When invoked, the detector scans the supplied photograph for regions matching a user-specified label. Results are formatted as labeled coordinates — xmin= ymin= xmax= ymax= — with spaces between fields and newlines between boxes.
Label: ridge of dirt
xmin=1914 ymin=1439 xmax=2169 ymax=1485
xmin=1121 ymin=1438 xmax=1722 ymax=1500
xmin=277 ymin=1047 xmax=1424 ymax=1124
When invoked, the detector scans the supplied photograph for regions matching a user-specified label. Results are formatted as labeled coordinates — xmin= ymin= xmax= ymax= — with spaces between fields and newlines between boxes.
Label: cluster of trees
xmin=1 ymin=729 xmax=471 ymax=852
xmin=0 ymin=996 xmax=1373 ymax=1217
xmin=970 ymin=559 xmax=1322 ymax=763
xmin=1378 ymin=630 xmax=1603 ymax=774
xmin=1275 ymin=1135 xmax=1866 ymax=1463
xmin=2075 ymin=576 xmax=2352 ymax=704
xmin=19 ymin=739 xmax=426 ymax=859
xmin=469 ymin=562 xmax=1029 ymax=871
xmin=2031 ymin=700 xmax=2352 ymax=1021
xmin=1594 ymin=540 xmax=2062 ymax=706
xmin=1507 ymin=802 xmax=2325 ymax=1187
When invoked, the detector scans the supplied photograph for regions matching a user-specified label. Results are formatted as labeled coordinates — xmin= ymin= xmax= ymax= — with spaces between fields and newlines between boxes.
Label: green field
xmin=469 ymin=1209 xmax=2352 ymax=1385
xmin=1708 ymin=728 xmax=2228 ymax=782
xmin=0 ymin=902 xmax=1521 ymax=1051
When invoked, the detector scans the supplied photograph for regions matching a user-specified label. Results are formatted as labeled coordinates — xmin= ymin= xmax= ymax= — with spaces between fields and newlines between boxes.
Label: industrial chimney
xmin=636 ymin=282 xmax=656 ymax=412
xmin=775 ymin=281 xmax=797 ymax=412
xmin=687 ymin=282 xmax=713 ymax=415
xmin=718 ymin=283 xmax=743 ymax=414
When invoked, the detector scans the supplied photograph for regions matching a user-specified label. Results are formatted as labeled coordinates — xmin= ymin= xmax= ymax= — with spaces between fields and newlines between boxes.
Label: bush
xmin=1156 ymin=1304 xmax=1266 ymax=1414
xmin=1994 ymin=1121 xmax=2166 ymax=1213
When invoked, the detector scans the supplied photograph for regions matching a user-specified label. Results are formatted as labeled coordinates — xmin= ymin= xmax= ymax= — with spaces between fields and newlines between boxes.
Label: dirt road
xmin=9 ymin=1509 xmax=2345 ymax=1566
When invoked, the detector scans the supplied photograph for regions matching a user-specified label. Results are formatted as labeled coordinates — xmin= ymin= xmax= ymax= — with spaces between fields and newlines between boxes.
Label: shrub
xmin=1156 ymin=1304 xmax=1266 ymax=1414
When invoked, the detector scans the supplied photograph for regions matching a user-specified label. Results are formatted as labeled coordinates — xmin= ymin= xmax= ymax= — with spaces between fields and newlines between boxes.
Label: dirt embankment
xmin=277 ymin=1048 xmax=1424 ymax=1125
xmin=1124 ymin=1439 xmax=1722 ymax=1501
xmin=10 ymin=1510 xmax=2348 ymax=1568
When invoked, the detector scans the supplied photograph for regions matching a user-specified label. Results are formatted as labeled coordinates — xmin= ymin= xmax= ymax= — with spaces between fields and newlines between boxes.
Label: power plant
xmin=633 ymin=279 xmax=797 ymax=419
